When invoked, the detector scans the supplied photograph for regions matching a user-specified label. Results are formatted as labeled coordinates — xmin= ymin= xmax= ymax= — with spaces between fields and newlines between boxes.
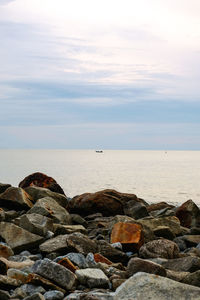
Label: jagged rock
xmin=166 ymin=269 xmax=189 ymax=282
xmin=63 ymin=253 xmax=88 ymax=269
xmin=44 ymin=290 xmax=64 ymax=300
xmin=110 ymin=222 xmax=144 ymax=251
xmin=147 ymin=202 xmax=174 ymax=212
xmin=176 ymin=199 xmax=200 ymax=228
xmin=67 ymin=189 xmax=146 ymax=216
xmin=153 ymin=226 xmax=175 ymax=240
xmin=39 ymin=235 xmax=69 ymax=254
xmin=7 ymin=268 xmax=28 ymax=283
xmin=0 ymin=257 xmax=34 ymax=270
xmin=0 ymin=289 xmax=10 ymax=300
xmin=53 ymin=224 xmax=86 ymax=236
xmin=0 ymin=187 xmax=33 ymax=210
xmin=0 ymin=222 xmax=43 ymax=253
xmin=0 ymin=242 xmax=14 ymax=258
xmin=11 ymin=284 xmax=46 ymax=299
xmin=26 ymin=273 xmax=65 ymax=294
xmin=139 ymin=238 xmax=180 ymax=259
xmin=181 ymin=270 xmax=200 ymax=287
xmin=114 ymin=272 xmax=200 ymax=300
xmin=28 ymin=197 xmax=71 ymax=225
xmin=94 ymin=254 xmax=112 ymax=265
xmin=56 ymin=257 xmax=78 ymax=273
xmin=75 ymin=268 xmax=109 ymax=288
xmin=0 ymin=275 xmax=21 ymax=289
xmin=24 ymin=293 xmax=45 ymax=300
xmin=65 ymin=232 xmax=98 ymax=255
xmin=19 ymin=172 xmax=65 ymax=195
xmin=31 ymin=259 xmax=76 ymax=290
xmin=18 ymin=213 xmax=54 ymax=236
xmin=123 ymin=201 xmax=149 ymax=219
xmin=162 ymin=256 xmax=200 ymax=272
xmin=24 ymin=186 xmax=68 ymax=208
xmin=127 ymin=257 xmax=166 ymax=277
xmin=97 ymin=240 xmax=127 ymax=263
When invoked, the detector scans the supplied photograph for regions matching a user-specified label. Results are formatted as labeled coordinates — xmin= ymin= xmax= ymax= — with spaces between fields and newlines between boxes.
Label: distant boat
xmin=95 ymin=150 xmax=103 ymax=153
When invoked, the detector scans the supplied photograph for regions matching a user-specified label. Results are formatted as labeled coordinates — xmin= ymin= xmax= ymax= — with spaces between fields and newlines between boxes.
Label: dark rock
xmin=123 ymin=201 xmax=149 ymax=219
xmin=176 ymin=199 xmax=200 ymax=228
xmin=70 ymin=214 xmax=88 ymax=226
xmin=11 ymin=284 xmax=46 ymax=299
xmin=0 ymin=208 xmax=5 ymax=221
xmin=19 ymin=172 xmax=65 ymax=195
xmin=18 ymin=214 xmax=54 ymax=236
xmin=53 ymin=224 xmax=86 ymax=236
xmin=127 ymin=257 xmax=166 ymax=277
xmin=181 ymin=270 xmax=200 ymax=287
xmin=173 ymin=236 xmax=187 ymax=251
xmin=0 ymin=242 xmax=14 ymax=258
xmin=147 ymin=202 xmax=174 ymax=212
xmin=182 ymin=235 xmax=200 ymax=247
xmin=151 ymin=208 xmax=175 ymax=218
xmin=0 ymin=260 xmax=7 ymax=275
xmin=0 ymin=187 xmax=33 ymax=210
xmin=139 ymin=238 xmax=180 ymax=259
xmin=0 ymin=289 xmax=10 ymax=300
xmin=65 ymin=253 xmax=88 ymax=269
xmin=0 ymin=184 xmax=11 ymax=194
xmin=0 ymin=275 xmax=21 ymax=290
xmin=26 ymin=273 xmax=65 ymax=294
xmin=190 ymin=227 xmax=200 ymax=235
xmin=162 ymin=256 xmax=200 ymax=272
xmin=97 ymin=240 xmax=127 ymax=263
xmin=153 ymin=226 xmax=175 ymax=240
xmin=65 ymin=232 xmax=98 ymax=255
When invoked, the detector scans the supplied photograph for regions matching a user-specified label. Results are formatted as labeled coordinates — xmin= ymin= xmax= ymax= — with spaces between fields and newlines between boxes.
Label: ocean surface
xmin=0 ymin=150 xmax=200 ymax=206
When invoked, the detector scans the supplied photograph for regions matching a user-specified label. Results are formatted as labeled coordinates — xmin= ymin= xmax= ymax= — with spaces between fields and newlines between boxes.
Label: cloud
xmin=0 ymin=0 xmax=15 ymax=5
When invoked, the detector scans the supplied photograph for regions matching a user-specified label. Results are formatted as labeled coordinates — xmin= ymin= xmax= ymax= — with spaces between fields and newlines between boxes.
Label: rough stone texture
xmin=26 ymin=273 xmax=65 ymax=294
xmin=0 ymin=275 xmax=21 ymax=289
xmin=166 ymin=269 xmax=189 ymax=282
xmin=181 ymin=270 xmax=200 ymax=287
xmin=24 ymin=293 xmax=45 ymax=300
xmin=97 ymin=240 xmax=127 ymax=263
xmin=75 ymin=268 xmax=109 ymax=288
xmin=7 ymin=268 xmax=28 ymax=283
xmin=28 ymin=197 xmax=71 ymax=225
xmin=53 ymin=224 xmax=86 ymax=235
xmin=139 ymin=238 xmax=180 ymax=259
xmin=0 ymin=257 xmax=34 ymax=270
xmin=111 ymin=222 xmax=144 ymax=251
xmin=18 ymin=213 xmax=54 ymax=236
xmin=44 ymin=290 xmax=64 ymax=300
xmin=19 ymin=172 xmax=65 ymax=195
xmin=64 ymin=232 xmax=98 ymax=255
xmin=114 ymin=272 xmax=200 ymax=300
xmin=31 ymin=258 xmax=76 ymax=290
xmin=0 ymin=289 xmax=10 ymax=300
xmin=0 ymin=183 xmax=11 ymax=194
xmin=0 ymin=222 xmax=43 ymax=252
xmin=153 ymin=226 xmax=175 ymax=240
xmin=0 ymin=187 xmax=33 ymax=210
xmin=67 ymin=189 xmax=146 ymax=216
xmin=11 ymin=284 xmax=45 ymax=299
xmin=176 ymin=199 xmax=200 ymax=228
xmin=39 ymin=235 xmax=68 ymax=254
xmin=65 ymin=253 xmax=88 ymax=269
xmin=162 ymin=256 xmax=200 ymax=272
xmin=147 ymin=202 xmax=174 ymax=212
xmin=127 ymin=257 xmax=166 ymax=277
xmin=182 ymin=235 xmax=200 ymax=247
xmin=94 ymin=253 xmax=112 ymax=265
xmin=57 ymin=257 xmax=78 ymax=273
xmin=123 ymin=201 xmax=149 ymax=219
xmin=0 ymin=242 xmax=14 ymax=258
xmin=65 ymin=291 xmax=114 ymax=300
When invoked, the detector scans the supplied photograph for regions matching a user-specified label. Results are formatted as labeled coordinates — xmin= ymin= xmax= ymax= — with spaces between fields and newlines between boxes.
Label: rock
xmin=53 ymin=224 xmax=86 ymax=235
xmin=19 ymin=172 xmax=65 ymax=195
xmin=28 ymin=197 xmax=71 ymax=225
xmin=0 ymin=187 xmax=33 ymax=210
xmin=123 ymin=201 xmax=149 ymax=219
xmin=162 ymin=256 xmax=200 ymax=272
xmin=75 ymin=268 xmax=109 ymax=288
xmin=39 ymin=235 xmax=69 ymax=254
xmin=139 ymin=238 xmax=180 ymax=259
xmin=26 ymin=273 xmax=65 ymax=294
xmin=11 ymin=284 xmax=45 ymax=299
xmin=173 ymin=236 xmax=187 ymax=251
xmin=127 ymin=257 xmax=166 ymax=277
xmin=67 ymin=189 xmax=145 ymax=217
xmin=181 ymin=270 xmax=200 ymax=287
xmin=24 ymin=293 xmax=45 ymax=300
xmin=56 ymin=257 xmax=78 ymax=273
xmin=0 ymin=208 xmax=5 ymax=221
xmin=64 ymin=232 xmax=98 ymax=255
xmin=151 ymin=207 xmax=175 ymax=217
xmin=97 ymin=240 xmax=127 ymax=263
xmin=0 ymin=289 xmax=10 ymax=300
xmin=44 ymin=290 xmax=64 ymax=300
xmin=65 ymin=291 xmax=114 ymax=300
xmin=0 ymin=257 xmax=34 ymax=270
xmin=166 ymin=269 xmax=189 ymax=282
xmin=4 ymin=210 xmax=21 ymax=222
xmin=176 ymin=199 xmax=200 ymax=228
xmin=182 ymin=235 xmax=200 ymax=247
xmin=64 ymin=253 xmax=88 ymax=269
xmin=114 ymin=272 xmax=200 ymax=300
xmin=0 ymin=183 xmax=11 ymax=194
xmin=153 ymin=226 xmax=175 ymax=240
xmin=0 ymin=260 xmax=7 ymax=275
xmin=0 ymin=222 xmax=43 ymax=253
xmin=0 ymin=242 xmax=14 ymax=258
xmin=147 ymin=202 xmax=174 ymax=212
xmin=7 ymin=268 xmax=28 ymax=283
xmin=0 ymin=275 xmax=21 ymax=289
xmin=112 ymin=278 xmax=126 ymax=290
xmin=70 ymin=214 xmax=88 ymax=226
xmin=110 ymin=222 xmax=144 ymax=251
xmin=31 ymin=258 xmax=76 ymax=290
xmin=190 ymin=227 xmax=200 ymax=235
xmin=94 ymin=254 xmax=112 ymax=265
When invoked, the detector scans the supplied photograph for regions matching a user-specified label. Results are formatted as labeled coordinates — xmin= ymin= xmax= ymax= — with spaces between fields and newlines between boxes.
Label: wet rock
xmin=31 ymin=258 xmax=76 ymax=290
xmin=97 ymin=240 xmax=127 ymax=263
xmin=139 ymin=238 xmax=180 ymax=259
xmin=153 ymin=226 xmax=175 ymax=240
xmin=75 ymin=268 xmax=109 ymax=288
xmin=123 ymin=201 xmax=149 ymax=219
xmin=67 ymin=189 xmax=145 ymax=217
xmin=181 ymin=270 xmax=200 ymax=287
xmin=44 ymin=290 xmax=64 ymax=300
xmin=0 ymin=183 xmax=11 ymax=194
xmin=24 ymin=293 xmax=45 ymax=300
xmin=0 ymin=222 xmax=43 ymax=253
xmin=28 ymin=197 xmax=71 ymax=225
xmin=176 ymin=199 xmax=200 ymax=228
xmin=0 ymin=289 xmax=10 ymax=300
xmin=0 ymin=187 xmax=33 ymax=210
xmin=12 ymin=284 xmax=46 ymax=299
xmin=162 ymin=256 xmax=200 ymax=272
xmin=0 ymin=242 xmax=14 ymax=258
xmin=110 ymin=222 xmax=144 ymax=251
xmin=127 ymin=257 xmax=166 ymax=277
xmin=53 ymin=224 xmax=86 ymax=236
xmin=18 ymin=214 xmax=54 ymax=236
xmin=114 ymin=272 xmax=200 ymax=300
xmin=19 ymin=172 xmax=65 ymax=195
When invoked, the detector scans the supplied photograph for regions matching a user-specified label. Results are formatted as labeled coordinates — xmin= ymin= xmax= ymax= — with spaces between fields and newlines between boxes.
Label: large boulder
xmin=19 ymin=172 xmax=65 ymax=195
xmin=67 ymin=189 xmax=146 ymax=216
xmin=176 ymin=199 xmax=200 ymax=228
xmin=0 ymin=187 xmax=33 ymax=210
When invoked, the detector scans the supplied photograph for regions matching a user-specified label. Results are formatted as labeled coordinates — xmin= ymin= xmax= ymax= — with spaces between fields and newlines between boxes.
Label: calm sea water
xmin=0 ymin=150 xmax=200 ymax=206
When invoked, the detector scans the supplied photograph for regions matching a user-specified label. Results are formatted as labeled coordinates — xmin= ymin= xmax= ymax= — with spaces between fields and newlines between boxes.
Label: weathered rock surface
xmin=0 ymin=183 xmax=11 ymax=194
xmin=44 ymin=290 xmax=64 ymax=300
xmin=162 ymin=256 xmax=200 ymax=272
xmin=65 ymin=232 xmax=98 ymax=255
xmin=123 ymin=201 xmax=149 ymax=219
xmin=153 ymin=226 xmax=175 ymax=240
xmin=19 ymin=172 xmax=65 ymax=195
xmin=53 ymin=224 xmax=86 ymax=235
xmin=75 ymin=268 xmax=109 ymax=288
xmin=0 ymin=289 xmax=10 ymax=300
xmin=18 ymin=213 xmax=54 ymax=236
xmin=0 ymin=242 xmax=14 ymax=258
xmin=24 ymin=293 xmax=45 ymax=300
xmin=176 ymin=199 xmax=200 ymax=228
xmin=39 ymin=235 xmax=69 ymax=254
xmin=0 ymin=187 xmax=33 ymax=210
xmin=127 ymin=257 xmax=166 ymax=277
xmin=181 ymin=270 xmax=200 ymax=287
xmin=97 ymin=240 xmax=127 ymax=263
xmin=0 ymin=275 xmax=21 ymax=289
xmin=114 ymin=272 xmax=200 ymax=300
xmin=147 ymin=202 xmax=174 ymax=212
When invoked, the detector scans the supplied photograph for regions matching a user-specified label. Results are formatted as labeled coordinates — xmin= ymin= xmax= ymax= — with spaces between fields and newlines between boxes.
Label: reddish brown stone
xmin=19 ymin=172 xmax=65 ymax=195
xmin=68 ymin=189 xmax=145 ymax=216
xmin=147 ymin=202 xmax=174 ymax=212
xmin=57 ymin=257 xmax=78 ymax=273
xmin=94 ymin=253 xmax=112 ymax=265
xmin=176 ymin=200 xmax=200 ymax=228
xmin=111 ymin=222 xmax=144 ymax=250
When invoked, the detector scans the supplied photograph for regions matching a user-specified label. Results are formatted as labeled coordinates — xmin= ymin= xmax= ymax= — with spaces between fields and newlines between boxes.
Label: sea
xmin=0 ymin=150 xmax=200 ymax=206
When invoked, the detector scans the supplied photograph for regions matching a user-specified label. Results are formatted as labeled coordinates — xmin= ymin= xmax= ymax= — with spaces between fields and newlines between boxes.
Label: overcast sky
xmin=1 ymin=0 xmax=200 ymax=149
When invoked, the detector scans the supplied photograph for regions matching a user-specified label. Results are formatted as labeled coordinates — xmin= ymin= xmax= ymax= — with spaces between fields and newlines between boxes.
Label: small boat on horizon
xmin=95 ymin=150 xmax=103 ymax=153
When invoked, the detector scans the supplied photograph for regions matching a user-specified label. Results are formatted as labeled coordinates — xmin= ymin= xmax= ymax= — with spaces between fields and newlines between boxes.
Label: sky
xmin=1 ymin=0 xmax=200 ymax=150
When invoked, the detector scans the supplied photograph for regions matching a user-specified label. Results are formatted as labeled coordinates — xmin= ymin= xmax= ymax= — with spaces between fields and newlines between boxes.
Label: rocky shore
xmin=0 ymin=172 xmax=200 ymax=300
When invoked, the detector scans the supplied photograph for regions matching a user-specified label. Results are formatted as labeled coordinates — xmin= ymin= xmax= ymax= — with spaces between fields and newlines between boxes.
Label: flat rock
xmin=127 ymin=257 xmax=166 ymax=277
xmin=31 ymin=258 xmax=76 ymax=290
xmin=65 ymin=232 xmax=98 ymax=255
xmin=0 ymin=222 xmax=43 ymax=253
xmin=28 ymin=197 xmax=71 ymax=225
xmin=0 ymin=187 xmax=33 ymax=210
xmin=53 ymin=224 xmax=86 ymax=235
xmin=162 ymin=256 xmax=200 ymax=272
xmin=75 ymin=268 xmax=109 ymax=288
xmin=19 ymin=172 xmax=65 ymax=195
xmin=18 ymin=213 xmax=54 ymax=236
xmin=39 ymin=235 xmax=69 ymax=254
xmin=139 ymin=238 xmax=180 ymax=259
xmin=176 ymin=199 xmax=200 ymax=228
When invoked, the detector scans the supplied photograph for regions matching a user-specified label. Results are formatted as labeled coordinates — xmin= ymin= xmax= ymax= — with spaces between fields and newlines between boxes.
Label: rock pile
xmin=0 ymin=172 xmax=200 ymax=300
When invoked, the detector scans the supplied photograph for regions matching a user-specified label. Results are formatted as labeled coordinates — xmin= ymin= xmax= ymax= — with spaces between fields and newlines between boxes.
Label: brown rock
xmin=97 ymin=240 xmax=127 ymax=263
xmin=176 ymin=199 xmax=200 ymax=228
xmin=139 ymin=238 xmax=180 ymax=259
xmin=147 ymin=202 xmax=174 ymax=212
xmin=111 ymin=222 xmax=144 ymax=251
xmin=0 ymin=187 xmax=33 ymax=210
xmin=0 ymin=242 xmax=14 ymax=258
xmin=94 ymin=253 xmax=112 ymax=265
xmin=162 ymin=256 xmax=200 ymax=273
xmin=26 ymin=273 xmax=66 ymax=293
xmin=67 ymin=189 xmax=146 ymax=216
xmin=0 ymin=257 xmax=34 ymax=270
xmin=127 ymin=257 xmax=166 ymax=277
xmin=57 ymin=257 xmax=78 ymax=273
xmin=19 ymin=172 xmax=65 ymax=195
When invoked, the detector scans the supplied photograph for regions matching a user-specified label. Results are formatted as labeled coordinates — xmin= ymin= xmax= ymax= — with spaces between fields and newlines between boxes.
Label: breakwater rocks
xmin=0 ymin=172 xmax=200 ymax=300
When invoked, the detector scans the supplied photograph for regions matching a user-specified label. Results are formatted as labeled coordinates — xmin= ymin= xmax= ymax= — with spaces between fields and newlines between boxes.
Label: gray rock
xmin=114 ymin=272 xmax=200 ymax=300
xmin=65 ymin=253 xmax=88 ymax=269
xmin=127 ymin=257 xmax=166 ymax=277
xmin=39 ymin=235 xmax=68 ymax=254
xmin=86 ymin=253 xmax=97 ymax=267
xmin=123 ymin=201 xmax=149 ymax=219
xmin=11 ymin=284 xmax=45 ymax=299
xmin=44 ymin=290 xmax=64 ymax=300
xmin=0 ymin=187 xmax=33 ymax=209
xmin=0 ymin=222 xmax=43 ymax=252
xmin=65 ymin=291 xmax=114 ymax=300
xmin=31 ymin=258 xmax=76 ymax=290
xmin=24 ymin=293 xmax=45 ymax=300
xmin=0 ymin=289 xmax=10 ymax=300
xmin=173 ymin=236 xmax=187 ymax=251
xmin=53 ymin=224 xmax=86 ymax=235
xmin=162 ymin=256 xmax=200 ymax=272
xmin=65 ymin=232 xmax=98 ymax=255
xmin=181 ymin=270 xmax=200 ymax=287
xmin=75 ymin=268 xmax=109 ymax=288
xmin=28 ymin=197 xmax=71 ymax=225
xmin=18 ymin=213 xmax=54 ymax=236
